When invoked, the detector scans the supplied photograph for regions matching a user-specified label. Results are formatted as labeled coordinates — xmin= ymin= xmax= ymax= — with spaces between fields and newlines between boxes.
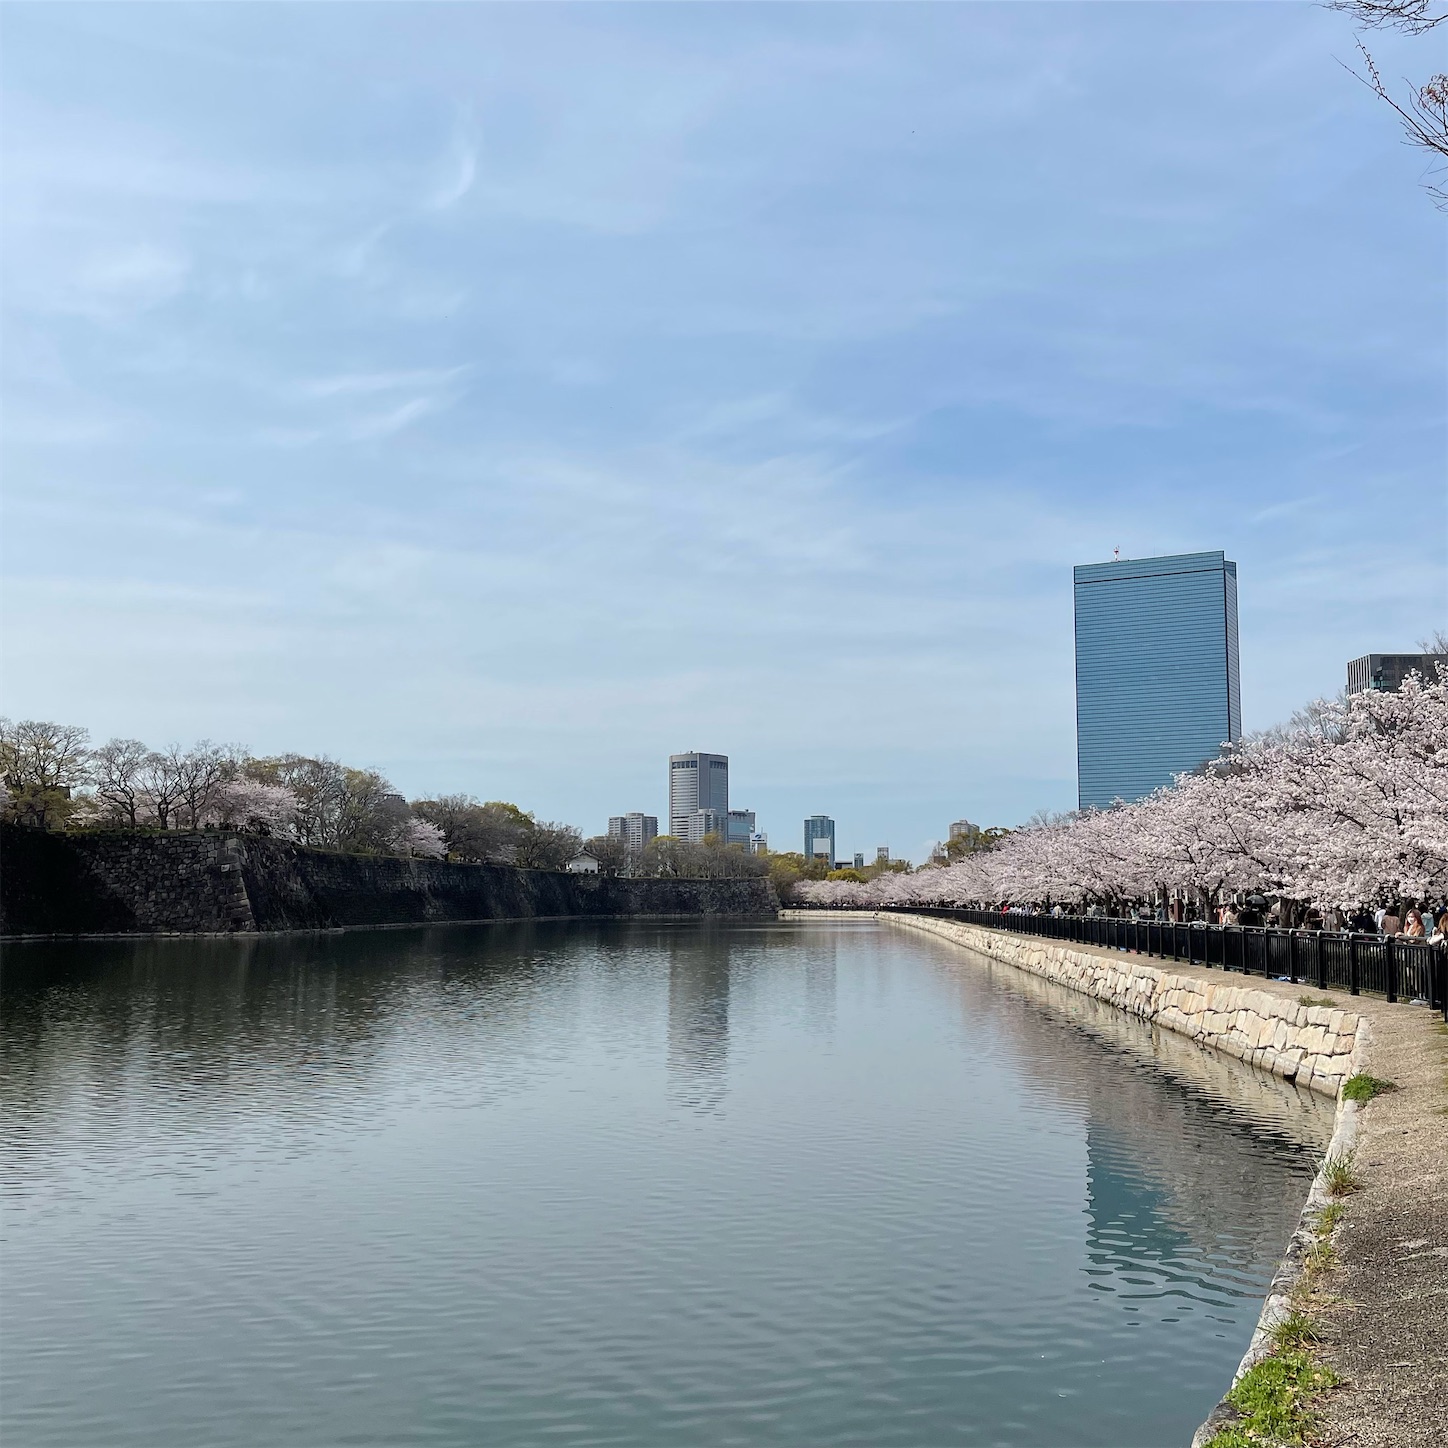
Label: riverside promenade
xmin=783 ymin=909 xmax=1448 ymax=1448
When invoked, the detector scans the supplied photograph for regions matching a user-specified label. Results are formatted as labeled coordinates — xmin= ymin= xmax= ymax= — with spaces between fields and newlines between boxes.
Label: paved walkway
xmin=1312 ymin=995 xmax=1448 ymax=1448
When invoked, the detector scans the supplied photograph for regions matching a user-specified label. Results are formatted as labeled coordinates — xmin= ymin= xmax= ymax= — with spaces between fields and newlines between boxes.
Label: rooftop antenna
xmin=1113 ymin=545 xmax=1120 ymax=560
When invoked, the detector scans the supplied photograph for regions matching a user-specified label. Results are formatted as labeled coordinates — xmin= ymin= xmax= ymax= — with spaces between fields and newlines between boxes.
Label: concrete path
xmin=1312 ymin=995 xmax=1448 ymax=1448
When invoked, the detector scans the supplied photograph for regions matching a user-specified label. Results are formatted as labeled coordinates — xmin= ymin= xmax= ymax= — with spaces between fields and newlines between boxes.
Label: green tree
xmin=0 ymin=719 xmax=90 ymax=829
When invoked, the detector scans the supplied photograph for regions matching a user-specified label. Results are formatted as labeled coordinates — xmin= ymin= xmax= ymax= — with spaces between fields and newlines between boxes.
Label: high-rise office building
xmin=1346 ymin=653 xmax=1447 ymax=695
xmin=853 ymin=852 xmax=865 ymax=870
xmin=725 ymin=809 xmax=756 ymax=850
xmin=1074 ymin=550 xmax=1241 ymax=810
xmin=669 ymin=752 xmax=728 ymax=837
xmin=804 ymin=815 xmax=835 ymax=863
xmin=607 ymin=813 xmax=658 ymax=853
xmin=680 ymin=808 xmax=726 ymax=843
xmin=876 ymin=846 xmax=890 ymax=864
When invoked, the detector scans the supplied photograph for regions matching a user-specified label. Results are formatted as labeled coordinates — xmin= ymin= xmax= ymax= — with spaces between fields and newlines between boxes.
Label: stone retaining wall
xmin=802 ymin=911 xmax=1369 ymax=1097
xmin=1 ymin=824 xmax=779 ymax=936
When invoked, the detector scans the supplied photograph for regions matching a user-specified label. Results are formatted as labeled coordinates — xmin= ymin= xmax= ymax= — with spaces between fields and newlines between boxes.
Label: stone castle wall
xmin=0 ymin=824 xmax=778 ymax=936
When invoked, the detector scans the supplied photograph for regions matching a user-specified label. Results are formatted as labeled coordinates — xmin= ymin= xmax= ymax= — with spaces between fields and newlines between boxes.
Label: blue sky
xmin=3 ymin=3 xmax=1444 ymax=861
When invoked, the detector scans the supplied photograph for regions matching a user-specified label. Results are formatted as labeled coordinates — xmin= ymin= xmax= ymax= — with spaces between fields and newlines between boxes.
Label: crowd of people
xmin=955 ymin=896 xmax=1448 ymax=943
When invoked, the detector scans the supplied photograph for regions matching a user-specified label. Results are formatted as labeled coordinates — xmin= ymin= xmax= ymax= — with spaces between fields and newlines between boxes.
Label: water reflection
xmin=667 ymin=933 xmax=731 ymax=1112
xmin=803 ymin=944 xmax=837 ymax=1039
xmin=1 ymin=920 xmax=1332 ymax=1448
xmin=917 ymin=932 xmax=1332 ymax=1321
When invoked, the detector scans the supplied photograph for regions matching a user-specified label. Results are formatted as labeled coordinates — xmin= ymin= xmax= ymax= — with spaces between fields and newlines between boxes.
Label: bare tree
xmin=1328 ymin=0 xmax=1448 ymax=202
xmin=582 ymin=833 xmax=631 ymax=875
xmin=1416 ymin=627 xmax=1448 ymax=651
xmin=247 ymin=754 xmax=348 ymax=846
xmin=166 ymin=741 xmax=234 ymax=829
xmin=514 ymin=819 xmax=583 ymax=870
xmin=136 ymin=751 xmax=185 ymax=830
xmin=91 ymin=738 xmax=151 ymax=828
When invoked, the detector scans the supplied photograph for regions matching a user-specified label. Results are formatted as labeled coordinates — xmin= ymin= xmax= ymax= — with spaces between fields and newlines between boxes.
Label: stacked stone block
xmin=875 ymin=912 xmax=1368 ymax=1098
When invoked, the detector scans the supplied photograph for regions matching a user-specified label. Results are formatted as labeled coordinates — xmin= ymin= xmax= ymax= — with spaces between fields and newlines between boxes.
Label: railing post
xmin=1349 ymin=936 xmax=1361 ymax=996
xmin=1316 ymin=932 xmax=1327 ymax=991
xmin=1287 ymin=931 xmax=1298 ymax=984
xmin=1385 ymin=936 xmax=1398 ymax=1004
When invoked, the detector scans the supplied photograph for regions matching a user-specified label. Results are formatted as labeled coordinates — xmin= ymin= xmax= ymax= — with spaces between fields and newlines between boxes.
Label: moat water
xmin=1 ymin=918 xmax=1334 ymax=1447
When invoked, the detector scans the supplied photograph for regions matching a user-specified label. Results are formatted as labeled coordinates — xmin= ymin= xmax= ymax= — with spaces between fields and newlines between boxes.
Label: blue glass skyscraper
xmin=804 ymin=815 xmax=835 ymax=864
xmin=1074 ymin=551 xmax=1241 ymax=810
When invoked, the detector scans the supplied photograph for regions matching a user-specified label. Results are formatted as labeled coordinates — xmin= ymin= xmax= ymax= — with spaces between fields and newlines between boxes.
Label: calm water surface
xmin=1 ymin=919 xmax=1333 ymax=1447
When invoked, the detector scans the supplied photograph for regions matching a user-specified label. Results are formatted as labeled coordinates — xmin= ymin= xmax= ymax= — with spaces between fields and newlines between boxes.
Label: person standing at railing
xmin=1381 ymin=906 xmax=1403 ymax=936
xmin=1403 ymin=909 xmax=1425 ymax=938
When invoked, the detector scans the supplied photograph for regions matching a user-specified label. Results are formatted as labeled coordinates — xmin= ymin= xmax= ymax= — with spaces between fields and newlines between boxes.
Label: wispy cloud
xmin=1 ymin=1 xmax=1442 ymax=849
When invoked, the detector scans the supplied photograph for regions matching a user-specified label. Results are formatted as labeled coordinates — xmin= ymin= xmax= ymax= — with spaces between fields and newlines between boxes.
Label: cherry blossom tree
xmin=800 ymin=674 xmax=1448 ymax=916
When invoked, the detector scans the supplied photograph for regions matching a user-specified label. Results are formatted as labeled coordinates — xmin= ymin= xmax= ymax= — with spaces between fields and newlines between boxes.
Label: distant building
xmin=725 ymin=809 xmax=756 ymax=850
xmin=1346 ymin=654 xmax=1447 ymax=696
xmin=804 ymin=815 xmax=835 ymax=864
xmin=853 ymin=852 xmax=865 ymax=870
xmin=749 ymin=832 xmax=768 ymax=855
xmin=566 ymin=852 xmax=600 ymax=874
xmin=680 ymin=808 xmax=726 ymax=844
xmin=949 ymin=819 xmax=978 ymax=840
xmin=669 ymin=752 xmax=728 ymax=837
xmin=1075 ymin=550 xmax=1241 ymax=810
xmin=607 ymin=813 xmax=658 ymax=853
xmin=876 ymin=846 xmax=890 ymax=864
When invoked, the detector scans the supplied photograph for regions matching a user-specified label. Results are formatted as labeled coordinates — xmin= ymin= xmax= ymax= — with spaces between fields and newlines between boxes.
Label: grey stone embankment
xmin=784 ymin=909 xmax=1448 ymax=1448
xmin=0 ymin=824 xmax=778 ymax=936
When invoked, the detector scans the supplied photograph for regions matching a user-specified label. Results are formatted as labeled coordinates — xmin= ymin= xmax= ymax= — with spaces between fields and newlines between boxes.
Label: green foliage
xmin=764 ymin=850 xmax=830 ymax=899
xmin=1340 ymin=1073 xmax=1396 ymax=1103
xmin=1268 ymin=1311 xmax=1319 ymax=1351
xmin=943 ymin=825 xmax=1011 ymax=861
xmin=0 ymin=718 xmax=91 ymax=830
xmin=1297 ymin=995 xmax=1335 ymax=1007
xmin=827 ymin=868 xmax=866 ymax=883
xmin=1314 ymin=1201 xmax=1347 ymax=1234
xmin=411 ymin=794 xmax=581 ymax=868
xmin=1210 ymin=1351 xmax=1339 ymax=1446
xmin=1321 ymin=1151 xmax=1363 ymax=1197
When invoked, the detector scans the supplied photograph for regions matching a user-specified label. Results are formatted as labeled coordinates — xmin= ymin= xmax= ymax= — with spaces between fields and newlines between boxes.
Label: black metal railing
xmin=876 ymin=906 xmax=1448 ymax=1020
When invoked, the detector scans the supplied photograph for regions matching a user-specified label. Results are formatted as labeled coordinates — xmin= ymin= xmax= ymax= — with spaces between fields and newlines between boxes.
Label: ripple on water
xmin=0 ymin=920 xmax=1333 ymax=1448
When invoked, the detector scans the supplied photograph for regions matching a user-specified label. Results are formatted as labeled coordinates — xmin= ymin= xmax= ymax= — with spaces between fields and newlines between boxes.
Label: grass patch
xmin=1297 ymin=994 xmax=1335 ymax=1007
xmin=1300 ymin=1237 xmax=1337 ymax=1285
xmin=1203 ymin=1351 xmax=1341 ymax=1447
xmin=1340 ymin=1073 xmax=1395 ymax=1103
xmin=1269 ymin=1310 xmax=1319 ymax=1351
xmin=1314 ymin=1201 xmax=1347 ymax=1234
xmin=1321 ymin=1150 xmax=1363 ymax=1197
